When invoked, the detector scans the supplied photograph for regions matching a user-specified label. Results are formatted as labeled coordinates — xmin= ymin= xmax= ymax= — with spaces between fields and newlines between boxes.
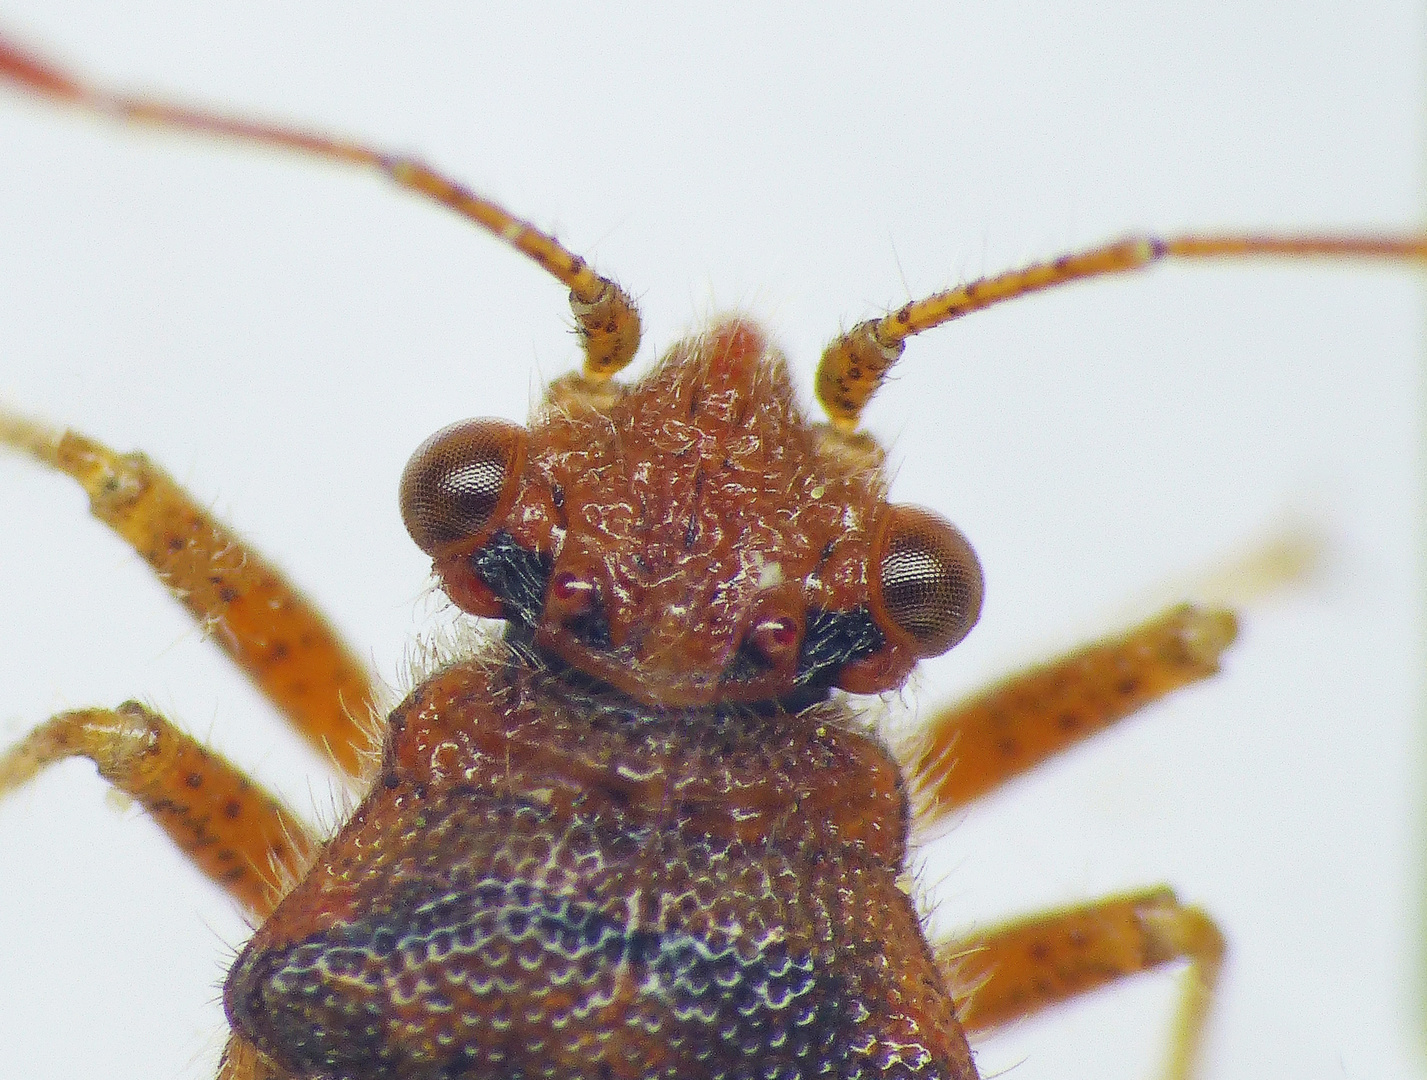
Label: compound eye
xmin=872 ymin=505 xmax=984 ymax=657
xmin=399 ymin=419 xmax=526 ymax=557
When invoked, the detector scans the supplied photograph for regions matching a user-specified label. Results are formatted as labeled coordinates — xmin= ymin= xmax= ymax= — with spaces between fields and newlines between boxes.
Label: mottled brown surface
xmin=499 ymin=320 xmax=906 ymax=705
xmin=225 ymin=320 xmax=978 ymax=1079
xmin=228 ymin=659 xmax=974 ymax=1080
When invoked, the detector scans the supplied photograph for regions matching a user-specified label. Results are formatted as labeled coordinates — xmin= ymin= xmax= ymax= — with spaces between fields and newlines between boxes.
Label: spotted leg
xmin=0 ymin=701 xmax=314 ymax=918
xmin=1 ymin=408 xmax=379 ymax=774
xmin=905 ymin=603 xmax=1237 ymax=818
xmin=904 ymin=606 xmax=1238 ymax=1079
xmin=0 ymin=409 xmax=380 ymax=906
xmin=943 ymin=888 xmax=1223 ymax=1080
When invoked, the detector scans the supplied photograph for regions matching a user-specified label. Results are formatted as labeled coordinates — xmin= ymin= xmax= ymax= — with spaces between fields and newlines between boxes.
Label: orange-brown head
xmin=400 ymin=318 xmax=982 ymax=708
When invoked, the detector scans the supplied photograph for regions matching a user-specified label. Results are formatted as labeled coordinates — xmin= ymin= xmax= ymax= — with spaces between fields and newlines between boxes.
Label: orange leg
xmin=905 ymin=603 xmax=1237 ymax=822
xmin=218 ymin=1036 xmax=288 ymax=1080
xmin=0 ymin=701 xmax=314 ymax=918
xmin=943 ymin=888 xmax=1224 ymax=1080
xmin=1 ymin=408 xmax=377 ymax=775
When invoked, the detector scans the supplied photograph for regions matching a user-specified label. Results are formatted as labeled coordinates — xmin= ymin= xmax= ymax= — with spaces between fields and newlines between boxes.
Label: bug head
xmin=400 ymin=318 xmax=982 ymax=709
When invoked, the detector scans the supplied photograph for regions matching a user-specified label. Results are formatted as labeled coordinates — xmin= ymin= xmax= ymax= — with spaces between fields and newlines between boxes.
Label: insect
xmin=0 ymin=6 xmax=1419 ymax=1080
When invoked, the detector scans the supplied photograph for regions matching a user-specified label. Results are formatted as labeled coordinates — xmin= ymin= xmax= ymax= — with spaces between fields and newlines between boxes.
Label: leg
xmin=904 ymin=603 xmax=1236 ymax=821
xmin=219 ymin=1036 xmax=288 ymax=1080
xmin=1 ymin=408 xmax=376 ymax=775
xmin=0 ymin=701 xmax=314 ymax=918
xmin=943 ymin=888 xmax=1224 ymax=1080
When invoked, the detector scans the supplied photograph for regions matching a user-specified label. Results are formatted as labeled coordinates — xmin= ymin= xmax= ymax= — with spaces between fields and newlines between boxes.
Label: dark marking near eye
xmin=794 ymin=608 xmax=883 ymax=694
xmin=471 ymin=531 xmax=551 ymax=627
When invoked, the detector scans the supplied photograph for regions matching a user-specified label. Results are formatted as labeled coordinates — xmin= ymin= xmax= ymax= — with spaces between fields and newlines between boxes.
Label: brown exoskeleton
xmin=0 ymin=8 xmax=1421 ymax=1078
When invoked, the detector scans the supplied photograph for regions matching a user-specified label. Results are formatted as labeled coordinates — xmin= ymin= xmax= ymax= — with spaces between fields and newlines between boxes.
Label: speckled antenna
xmin=0 ymin=30 xmax=643 ymax=379
xmin=816 ymin=235 xmax=1427 ymax=429
xmin=6 ymin=30 xmax=1424 ymax=438
xmin=3 ymin=17 xmax=1426 ymax=1080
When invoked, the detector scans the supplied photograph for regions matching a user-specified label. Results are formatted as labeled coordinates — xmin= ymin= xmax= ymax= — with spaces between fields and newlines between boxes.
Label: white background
xmin=0 ymin=3 xmax=1421 ymax=1078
